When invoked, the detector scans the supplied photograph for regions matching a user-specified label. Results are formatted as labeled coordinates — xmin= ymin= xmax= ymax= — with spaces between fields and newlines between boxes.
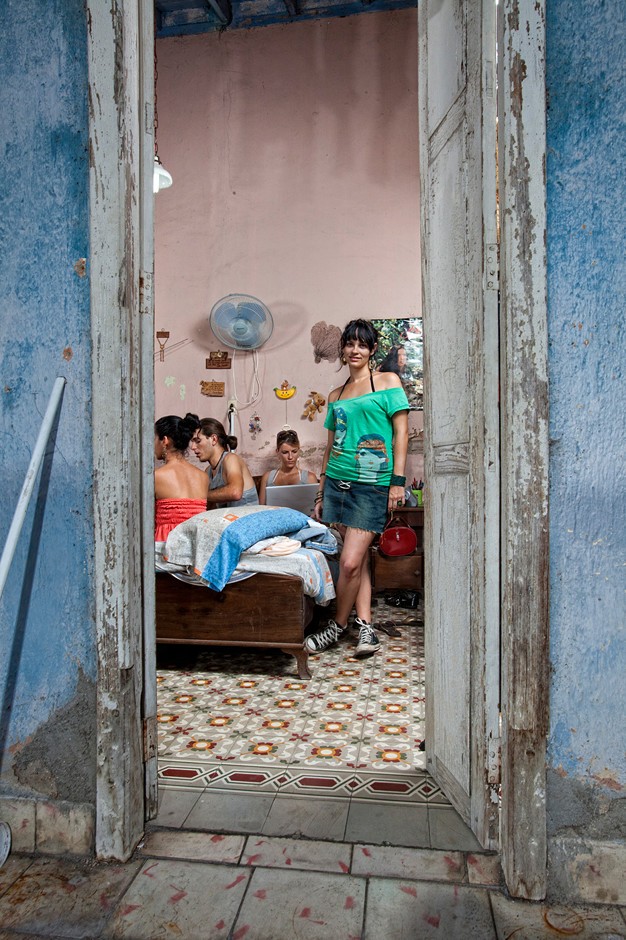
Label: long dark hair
xmin=378 ymin=345 xmax=405 ymax=376
xmin=340 ymin=318 xmax=378 ymax=354
xmin=154 ymin=413 xmax=199 ymax=452
xmin=197 ymin=417 xmax=237 ymax=452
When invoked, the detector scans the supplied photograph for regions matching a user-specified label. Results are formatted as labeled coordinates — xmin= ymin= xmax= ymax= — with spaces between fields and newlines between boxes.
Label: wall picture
xmin=372 ymin=317 xmax=423 ymax=410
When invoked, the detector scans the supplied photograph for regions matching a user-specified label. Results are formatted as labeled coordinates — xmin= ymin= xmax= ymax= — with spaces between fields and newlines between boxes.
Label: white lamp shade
xmin=153 ymin=156 xmax=173 ymax=193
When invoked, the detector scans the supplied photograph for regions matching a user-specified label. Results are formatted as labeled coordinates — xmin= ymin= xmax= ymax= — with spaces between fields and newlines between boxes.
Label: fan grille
xmin=210 ymin=293 xmax=274 ymax=350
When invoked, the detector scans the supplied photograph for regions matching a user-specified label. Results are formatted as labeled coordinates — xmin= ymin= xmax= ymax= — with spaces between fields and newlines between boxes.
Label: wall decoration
xmin=302 ymin=391 xmax=326 ymax=421
xmin=371 ymin=317 xmax=423 ymax=410
xmin=248 ymin=413 xmax=262 ymax=439
xmin=206 ymin=351 xmax=232 ymax=369
xmin=274 ymin=380 xmax=296 ymax=400
xmin=200 ymin=380 xmax=225 ymax=397
xmin=310 ymin=321 xmax=342 ymax=363
xmin=155 ymin=329 xmax=170 ymax=361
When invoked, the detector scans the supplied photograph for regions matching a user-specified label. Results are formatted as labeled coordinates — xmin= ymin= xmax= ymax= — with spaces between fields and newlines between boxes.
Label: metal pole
xmin=0 ymin=376 xmax=66 ymax=601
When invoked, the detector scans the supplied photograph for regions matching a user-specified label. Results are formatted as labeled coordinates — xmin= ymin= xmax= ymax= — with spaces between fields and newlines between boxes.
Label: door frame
xmin=497 ymin=0 xmax=549 ymax=900
xmin=88 ymin=0 xmax=549 ymax=899
xmin=88 ymin=0 xmax=156 ymax=859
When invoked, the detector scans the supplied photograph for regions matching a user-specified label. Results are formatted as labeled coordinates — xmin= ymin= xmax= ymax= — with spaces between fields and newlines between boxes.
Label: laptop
xmin=265 ymin=482 xmax=319 ymax=516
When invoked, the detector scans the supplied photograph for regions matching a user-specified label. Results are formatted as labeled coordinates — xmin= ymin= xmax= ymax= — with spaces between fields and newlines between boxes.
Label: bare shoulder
xmin=328 ymin=383 xmax=344 ymax=403
xmin=374 ymin=372 xmax=403 ymax=391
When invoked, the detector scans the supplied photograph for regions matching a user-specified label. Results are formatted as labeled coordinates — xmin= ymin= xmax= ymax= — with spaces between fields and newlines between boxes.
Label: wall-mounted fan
xmin=209 ymin=294 xmax=274 ymax=350
xmin=209 ymin=294 xmax=274 ymax=433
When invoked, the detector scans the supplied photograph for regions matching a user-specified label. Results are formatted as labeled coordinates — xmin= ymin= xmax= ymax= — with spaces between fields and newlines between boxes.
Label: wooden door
xmin=418 ymin=0 xmax=500 ymax=849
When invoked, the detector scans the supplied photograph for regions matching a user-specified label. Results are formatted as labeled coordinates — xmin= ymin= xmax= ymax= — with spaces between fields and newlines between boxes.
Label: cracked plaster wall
xmin=0 ymin=0 xmax=96 ymax=804
xmin=546 ymin=0 xmax=626 ymax=841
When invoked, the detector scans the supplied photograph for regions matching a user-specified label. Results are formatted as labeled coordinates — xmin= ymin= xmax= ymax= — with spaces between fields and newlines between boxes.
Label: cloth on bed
xmin=154 ymin=498 xmax=207 ymax=542
xmin=160 ymin=504 xmax=338 ymax=603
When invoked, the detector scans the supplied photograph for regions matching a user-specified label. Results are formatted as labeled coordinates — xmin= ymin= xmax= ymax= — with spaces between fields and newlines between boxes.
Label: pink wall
xmin=154 ymin=9 xmax=423 ymax=481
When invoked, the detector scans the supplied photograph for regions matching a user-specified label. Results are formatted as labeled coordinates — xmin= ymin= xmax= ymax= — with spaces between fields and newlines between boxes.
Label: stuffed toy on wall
xmin=302 ymin=391 xmax=326 ymax=421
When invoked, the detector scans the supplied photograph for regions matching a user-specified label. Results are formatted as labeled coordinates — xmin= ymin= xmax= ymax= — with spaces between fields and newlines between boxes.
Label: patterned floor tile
xmin=157 ymin=596 xmax=437 ymax=805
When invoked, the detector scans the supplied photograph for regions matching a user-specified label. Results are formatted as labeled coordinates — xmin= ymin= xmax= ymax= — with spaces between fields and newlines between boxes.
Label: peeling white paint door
xmin=418 ymin=0 xmax=500 ymax=848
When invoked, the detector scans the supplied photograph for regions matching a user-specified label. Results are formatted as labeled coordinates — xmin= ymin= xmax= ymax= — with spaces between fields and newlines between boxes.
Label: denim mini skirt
xmin=322 ymin=475 xmax=389 ymax=534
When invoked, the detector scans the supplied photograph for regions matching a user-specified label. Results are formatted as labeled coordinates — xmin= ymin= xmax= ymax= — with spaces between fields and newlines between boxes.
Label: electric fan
xmin=209 ymin=294 xmax=274 ymax=350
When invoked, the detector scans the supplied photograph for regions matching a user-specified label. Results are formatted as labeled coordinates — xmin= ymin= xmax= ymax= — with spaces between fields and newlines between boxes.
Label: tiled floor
xmin=2 ymin=609 xmax=624 ymax=936
xmin=156 ymin=594 xmax=471 ymax=851
xmin=2 ymin=834 xmax=625 ymax=939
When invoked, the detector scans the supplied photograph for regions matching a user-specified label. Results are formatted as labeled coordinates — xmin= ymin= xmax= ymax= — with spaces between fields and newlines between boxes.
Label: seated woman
xmin=154 ymin=413 xmax=209 ymax=542
xmin=258 ymin=429 xmax=318 ymax=505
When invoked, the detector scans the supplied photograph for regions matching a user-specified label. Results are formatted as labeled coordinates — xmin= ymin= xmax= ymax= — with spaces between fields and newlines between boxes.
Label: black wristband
xmin=390 ymin=474 xmax=406 ymax=487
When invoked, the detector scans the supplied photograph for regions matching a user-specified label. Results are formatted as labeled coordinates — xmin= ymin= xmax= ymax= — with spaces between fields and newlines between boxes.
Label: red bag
xmin=377 ymin=515 xmax=417 ymax=557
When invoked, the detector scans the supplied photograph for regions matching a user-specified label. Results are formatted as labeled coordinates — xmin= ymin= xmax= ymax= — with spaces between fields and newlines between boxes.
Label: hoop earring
xmin=341 ymin=355 xmax=347 ymax=365
xmin=161 ymin=449 xmax=167 ymax=460
xmin=368 ymin=357 xmax=375 ymax=371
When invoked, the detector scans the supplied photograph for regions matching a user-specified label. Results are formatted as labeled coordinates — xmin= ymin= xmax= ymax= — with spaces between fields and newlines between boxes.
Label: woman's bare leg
xmin=354 ymin=549 xmax=372 ymax=623
xmin=334 ymin=527 xmax=375 ymax=627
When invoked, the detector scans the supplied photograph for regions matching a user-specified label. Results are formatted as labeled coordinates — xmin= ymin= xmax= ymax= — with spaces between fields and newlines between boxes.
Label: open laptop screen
xmin=264 ymin=482 xmax=319 ymax=516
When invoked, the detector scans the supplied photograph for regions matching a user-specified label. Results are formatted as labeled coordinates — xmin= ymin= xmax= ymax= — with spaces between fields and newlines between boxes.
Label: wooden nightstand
xmin=370 ymin=507 xmax=424 ymax=592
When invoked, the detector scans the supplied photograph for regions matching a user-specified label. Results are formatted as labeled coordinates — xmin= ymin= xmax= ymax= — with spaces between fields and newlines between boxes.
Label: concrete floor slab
xmin=152 ymin=786 xmax=202 ymax=828
xmin=364 ymin=879 xmax=496 ymax=939
xmin=241 ymin=835 xmax=351 ymax=874
xmin=233 ymin=866 xmax=365 ymax=939
xmin=184 ymin=790 xmax=275 ymax=834
xmin=428 ymin=805 xmax=483 ymax=851
xmin=345 ymin=799 xmax=430 ymax=847
xmin=352 ymin=843 xmax=466 ymax=882
xmin=490 ymin=892 xmax=626 ymax=939
xmin=0 ymin=857 xmax=141 ymax=938
xmin=103 ymin=858 xmax=251 ymax=939
xmin=139 ymin=828 xmax=245 ymax=864
xmin=0 ymin=855 xmax=33 ymax=899
xmin=262 ymin=794 xmax=350 ymax=841
xmin=466 ymin=851 xmax=503 ymax=886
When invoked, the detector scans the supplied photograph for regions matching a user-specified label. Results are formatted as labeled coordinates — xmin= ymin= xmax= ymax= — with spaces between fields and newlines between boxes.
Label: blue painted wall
xmin=0 ymin=0 xmax=96 ymax=802
xmin=546 ymin=0 xmax=626 ymax=830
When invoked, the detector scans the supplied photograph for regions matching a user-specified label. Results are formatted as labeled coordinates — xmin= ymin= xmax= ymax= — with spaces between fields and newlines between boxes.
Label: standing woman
xmin=307 ymin=319 xmax=409 ymax=657
xmin=154 ymin=414 xmax=209 ymax=542
xmin=258 ymin=429 xmax=318 ymax=505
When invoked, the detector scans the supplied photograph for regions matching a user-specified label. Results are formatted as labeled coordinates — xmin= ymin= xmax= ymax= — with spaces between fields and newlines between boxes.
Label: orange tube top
xmin=155 ymin=498 xmax=207 ymax=542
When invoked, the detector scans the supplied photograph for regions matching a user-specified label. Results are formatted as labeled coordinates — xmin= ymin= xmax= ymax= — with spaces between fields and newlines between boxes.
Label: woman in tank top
xmin=258 ymin=429 xmax=318 ymax=505
xmin=305 ymin=318 xmax=409 ymax=659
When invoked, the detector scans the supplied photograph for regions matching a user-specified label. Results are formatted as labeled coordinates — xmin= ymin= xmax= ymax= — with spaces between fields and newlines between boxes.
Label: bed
xmin=154 ymin=504 xmax=338 ymax=680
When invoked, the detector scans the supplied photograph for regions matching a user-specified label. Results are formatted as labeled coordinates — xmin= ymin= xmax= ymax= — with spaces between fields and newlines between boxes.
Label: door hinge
xmin=143 ymin=717 xmax=157 ymax=762
xmin=485 ymin=243 xmax=499 ymax=291
xmin=139 ymin=270 xmax=153 ymax=317
xmin=487 ymin=735 xmax=501 ymax=786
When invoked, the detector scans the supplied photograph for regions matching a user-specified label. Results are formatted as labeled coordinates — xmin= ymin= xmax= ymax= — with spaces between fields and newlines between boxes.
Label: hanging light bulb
xmin=153 ymin=155 xmax=173 ymax=193
xmin=153 ymin=41 xmax=172 ymax=195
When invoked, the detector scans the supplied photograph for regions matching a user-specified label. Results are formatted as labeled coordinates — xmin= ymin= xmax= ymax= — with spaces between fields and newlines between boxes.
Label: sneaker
xmin=354 ymin=617 xmax=381 ymax=657
xmin=305 ymin=619 xmax=347 ymax=653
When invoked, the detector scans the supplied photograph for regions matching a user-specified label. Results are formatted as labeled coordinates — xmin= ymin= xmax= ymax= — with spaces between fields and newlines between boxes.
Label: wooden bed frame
xmin=155 ymin=571 xmax=315 ymax=679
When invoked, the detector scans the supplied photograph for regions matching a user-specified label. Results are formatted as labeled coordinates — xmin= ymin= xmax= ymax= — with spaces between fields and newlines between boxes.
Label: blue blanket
xmin=201 ymin=508 xmax=313 ymax=591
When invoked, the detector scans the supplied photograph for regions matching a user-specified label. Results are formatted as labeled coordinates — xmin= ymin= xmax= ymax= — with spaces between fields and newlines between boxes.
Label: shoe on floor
xmin=305 ymin=619 xmax=347 ymax=653
xmin=354 ymin=617 xmax=381 ymax=657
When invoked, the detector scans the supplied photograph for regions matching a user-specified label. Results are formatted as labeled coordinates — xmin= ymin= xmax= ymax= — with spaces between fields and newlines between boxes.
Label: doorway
xmin=88 ymin=0 xmax=549 ymax=900
xmin=152 ymin=5 xmax=453 ymax=850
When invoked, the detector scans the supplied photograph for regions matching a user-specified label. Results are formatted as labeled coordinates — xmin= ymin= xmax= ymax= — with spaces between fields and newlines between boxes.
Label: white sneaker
xmin=354 ymin=617 xmax=381 ymax=657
